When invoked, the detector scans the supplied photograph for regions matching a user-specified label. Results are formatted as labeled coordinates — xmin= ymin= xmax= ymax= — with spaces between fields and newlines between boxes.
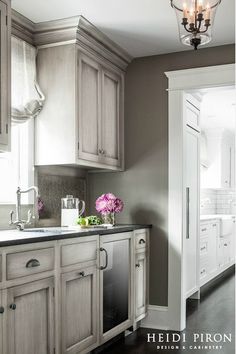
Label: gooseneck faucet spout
xmin=9 ymin=186 xmax=39 ymax=231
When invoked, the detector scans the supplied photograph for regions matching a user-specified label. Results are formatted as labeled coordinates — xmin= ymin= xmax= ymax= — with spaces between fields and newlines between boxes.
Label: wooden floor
xmin=97 ymin=268 xmax=235 ymax=354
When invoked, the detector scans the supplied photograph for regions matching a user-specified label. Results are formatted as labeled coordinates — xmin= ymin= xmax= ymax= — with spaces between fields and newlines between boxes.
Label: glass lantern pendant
xmin=170 ymin=0 xmax=222 ymax=50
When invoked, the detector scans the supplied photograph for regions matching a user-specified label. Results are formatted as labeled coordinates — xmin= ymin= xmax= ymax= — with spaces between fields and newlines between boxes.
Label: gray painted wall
xmin=88 ymin=44 xmax=235 ymax=306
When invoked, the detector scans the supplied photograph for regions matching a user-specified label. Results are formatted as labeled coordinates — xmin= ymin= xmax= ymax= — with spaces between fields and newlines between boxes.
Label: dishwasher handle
xmin=100 ymin=247 xmax=108 ymax=270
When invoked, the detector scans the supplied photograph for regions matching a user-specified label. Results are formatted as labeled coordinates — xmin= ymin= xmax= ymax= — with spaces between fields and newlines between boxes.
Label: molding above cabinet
xmin=12 ymin=10 xmax=35 ymax=45
xmin=11 ymin=10 xmax=132 ymax=71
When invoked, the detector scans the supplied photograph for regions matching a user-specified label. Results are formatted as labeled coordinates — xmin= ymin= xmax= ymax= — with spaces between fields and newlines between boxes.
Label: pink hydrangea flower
xmin=95 ymin=193 xmax=124 ymax=215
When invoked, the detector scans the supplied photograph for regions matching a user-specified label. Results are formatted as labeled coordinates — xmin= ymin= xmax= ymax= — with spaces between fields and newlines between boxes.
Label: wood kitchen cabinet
xmin=6 ymin=277 xmax=55 ymax=354
xmin=200 ymin=218 xmax=235 ymax=287
xmin=0 ymin=0 xmax=10 ymax=152
xmin=61 ymin=265 xmax=99 ymax=354
xmin=133 ymin=229 xmax=149 ymax=322
xmin=100 ymin=68 xmax=122 ymax=167
xmin=78 ymin=52 xmax=123 ymax=168
xmin=35 ymin=16 xmax=128 ymax=171
xmin=0 ymin=227 xmax=149 ymax=354
xmin=134 ymin=252 xmax=147 ymax=321
xmin=201 ymin=129 xmax=235 ymax=189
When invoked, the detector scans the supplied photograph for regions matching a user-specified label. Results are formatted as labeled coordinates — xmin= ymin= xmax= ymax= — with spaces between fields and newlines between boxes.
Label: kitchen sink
xmin=22 ymin=228 xmax=76 ymax=234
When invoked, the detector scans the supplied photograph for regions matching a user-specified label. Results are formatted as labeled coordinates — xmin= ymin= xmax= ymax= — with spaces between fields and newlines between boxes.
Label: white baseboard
xmin=141 ymin=305 xmax=170 ymax=330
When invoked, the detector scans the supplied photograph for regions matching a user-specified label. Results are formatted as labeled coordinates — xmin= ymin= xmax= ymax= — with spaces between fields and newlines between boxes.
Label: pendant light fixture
xmin=170 ymin=0 xmax=222 ymax=50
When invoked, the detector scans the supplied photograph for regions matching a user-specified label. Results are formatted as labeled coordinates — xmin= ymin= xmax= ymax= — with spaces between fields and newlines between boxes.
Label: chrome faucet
xmin=9 ymin=186 xmax=39 ymax=231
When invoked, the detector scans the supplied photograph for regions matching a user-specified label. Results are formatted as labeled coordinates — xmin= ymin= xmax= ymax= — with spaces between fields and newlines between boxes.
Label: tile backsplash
xmin=37 ymin=173 xmax=87 ymax=227
xmin=201 ymin=188 xmax=236 ymax=215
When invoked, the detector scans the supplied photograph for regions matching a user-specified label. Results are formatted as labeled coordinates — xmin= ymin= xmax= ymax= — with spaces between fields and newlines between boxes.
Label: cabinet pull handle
xmin=201 ymin=228 xmax=207 ymax=232
xmin=212 ymin=224 xmax=217 ymax=227
xmin=139 ymin=239 xmax=146 ymax=244
xmin=79 ymin=271 xmax=85 ymax=277
xmin=0 ymin=306 xmax=4 ymax=314
xmin=9 ymin=304 xmax=16 ymax=310
xmin=100 ymin=247 xmax=108 ymax=270
xmin=200 ymin=247 xmax=206 ymax=251
xmin=135 ymin=263 xmax=141 ymax=268
xmin=26 ymin=259 xmax=40 ymax=268
xmin=186 ymin=187 xmax=190 ymax=239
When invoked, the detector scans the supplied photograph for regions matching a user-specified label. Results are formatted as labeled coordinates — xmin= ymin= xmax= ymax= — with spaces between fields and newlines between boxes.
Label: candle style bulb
xmin=183 ymin=2 xmax=188 ymax=18
xmin=183 ymin=3 xmax=188 ymax=18
xmin=189 ymin=9 xmax=194 ymax=24
xmin=205 ymin=3 xmax=210 ymax=20
xmin=198 ymin=0 xmax=203 ymax=14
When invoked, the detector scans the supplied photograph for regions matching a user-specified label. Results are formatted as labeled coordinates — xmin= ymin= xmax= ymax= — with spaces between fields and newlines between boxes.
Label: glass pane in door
xmin=103 ymin=239 xmax=129 ymax=333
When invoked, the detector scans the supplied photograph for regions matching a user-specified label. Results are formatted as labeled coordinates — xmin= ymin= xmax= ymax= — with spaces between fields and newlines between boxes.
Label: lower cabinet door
xmin=223 ymin=238 xmax=231 ymax=266
xmin=6 ymin=277 xmax=55 ymax=354
xmin=61 ymin=265 xmax=99 ymax=354
xmin=135 ymin=252 xmax=147 ymax=321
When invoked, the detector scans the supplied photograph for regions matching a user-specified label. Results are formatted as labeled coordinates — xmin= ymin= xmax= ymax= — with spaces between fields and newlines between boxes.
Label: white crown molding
xmin=11 ymin=11 xmax=132 ymax=70
xmin=165 ymin=64 xmax=235 ymax=91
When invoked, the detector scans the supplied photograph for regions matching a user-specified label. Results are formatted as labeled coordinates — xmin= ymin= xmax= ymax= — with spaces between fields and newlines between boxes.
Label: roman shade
xmin=11 ymin=36 xmax=45 ymax=123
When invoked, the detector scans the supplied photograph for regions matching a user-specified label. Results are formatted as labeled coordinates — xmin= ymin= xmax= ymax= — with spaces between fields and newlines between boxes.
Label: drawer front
xmin=135 ymin=230 xmax=148 ymax=250
xmin=200 ymin=238 xmax=208 ymax=256
xmin=200 ymin=224 xmax=210 ymax=237
xmin=61 ymin=240 xmax=97 ymax=267
xmin=7 ymin=248 xmax=54 ymax=280
xmin=200 ymin=259 xmax=209 ymax=281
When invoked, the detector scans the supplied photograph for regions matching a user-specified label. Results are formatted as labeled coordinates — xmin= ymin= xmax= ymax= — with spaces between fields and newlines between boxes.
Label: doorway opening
xmin=184 ymin=86 xmax=235 ymax=329
xmin=165 ymin=64 xmax=235 ymax=332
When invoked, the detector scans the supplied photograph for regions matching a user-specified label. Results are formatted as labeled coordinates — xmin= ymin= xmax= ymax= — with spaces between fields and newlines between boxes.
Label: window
xmin=0 ymin=119 xmax=34 ymax=204
xmin=0 ymin=36 xmax=44 ymax=205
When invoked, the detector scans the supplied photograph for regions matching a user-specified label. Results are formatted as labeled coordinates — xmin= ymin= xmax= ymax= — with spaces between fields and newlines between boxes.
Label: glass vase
xmin=102 ymin=212 xmax=115 ymax=226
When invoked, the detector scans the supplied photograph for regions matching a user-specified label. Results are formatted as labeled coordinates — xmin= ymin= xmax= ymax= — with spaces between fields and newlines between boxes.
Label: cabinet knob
xmin=0 ymin=306 xmax=4 ymax=314
xmin=78 ymin=271 xmax=85 ymax=277
xmin=9 ymin=304 xmax=16 ymax=310
xmin=135 ymin=263 xmax=140 ymax=268
xmin=99 ymin=149 xmax=105 ymax=155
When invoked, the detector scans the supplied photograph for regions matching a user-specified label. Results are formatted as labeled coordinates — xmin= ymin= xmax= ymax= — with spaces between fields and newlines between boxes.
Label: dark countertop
xmin=0 ymin=224 xmax=152 ymax=247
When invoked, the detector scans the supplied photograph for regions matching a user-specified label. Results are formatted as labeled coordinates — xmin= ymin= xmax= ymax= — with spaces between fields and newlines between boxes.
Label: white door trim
xmin=164 ymin=64 xmax=235 ymax=331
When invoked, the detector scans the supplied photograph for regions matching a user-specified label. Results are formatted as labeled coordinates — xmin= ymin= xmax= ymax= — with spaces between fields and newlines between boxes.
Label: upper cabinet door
xmin=78 ymin=52 xmax=102 ymax=163
xmin=0 ymin=0 xmax=10 ymax=152
xmin=6 ymin=277 xmax=55 ymax=354
xmin=101 ymin=68 xmax=123 ymax=168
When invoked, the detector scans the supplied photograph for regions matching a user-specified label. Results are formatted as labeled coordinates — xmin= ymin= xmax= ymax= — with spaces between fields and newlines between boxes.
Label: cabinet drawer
xmin=200 ymin=224 xmax=210 ymax=237
xmin=200 ymin=259 xmax=209 ymax=280
xmin=135 ymin=230 xmax=148 ymax=250
xmin=61 ymin=239 xmax=98 ymax=267
xmin=6 ymin=248 xmax=54 ymax=280
xmin=200 ymin=238 xmax=208 ymax=256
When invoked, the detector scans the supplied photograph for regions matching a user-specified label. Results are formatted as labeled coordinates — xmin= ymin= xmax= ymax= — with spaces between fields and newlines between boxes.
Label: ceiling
xmin=200 ymin=88 xmax=236 ymax=133
xmin=11 ymin=0 xmax=235 ymax=58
